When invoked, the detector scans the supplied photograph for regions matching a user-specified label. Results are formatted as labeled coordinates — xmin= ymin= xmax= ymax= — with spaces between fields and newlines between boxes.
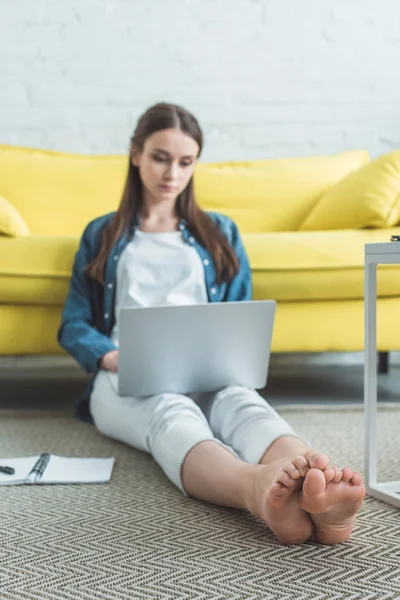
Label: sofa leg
xmin=378 ymin=352 xmax=389 ymax=374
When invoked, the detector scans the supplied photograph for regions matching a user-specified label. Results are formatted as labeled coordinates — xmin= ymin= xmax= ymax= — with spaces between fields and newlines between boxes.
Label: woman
xmin=58 ymin=103 xmax=365 ymax=545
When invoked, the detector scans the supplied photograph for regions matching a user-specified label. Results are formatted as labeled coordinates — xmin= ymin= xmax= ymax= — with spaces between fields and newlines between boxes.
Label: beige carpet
xmin=1 ymin=405 xmax=400 ymax=600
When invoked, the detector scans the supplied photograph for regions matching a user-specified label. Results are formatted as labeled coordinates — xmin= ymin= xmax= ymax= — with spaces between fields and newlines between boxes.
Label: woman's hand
xmin=99 ymin=350 xmax=119 ymax=372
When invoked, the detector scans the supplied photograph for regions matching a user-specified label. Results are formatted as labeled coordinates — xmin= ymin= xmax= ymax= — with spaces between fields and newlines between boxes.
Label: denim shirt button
xmin=113 ymin=255 xmax=119 ymax=261
xmin=104 ymin=313 xmax=109 ymax=319
xmin=203 ymin=259 xmax=210 ymax=266
xmin=107 ymin=283 xmax=113 ymax=289
xmin=210 ymin=287 xmax=217 ymax=295
xmin=179 ymin=223 xmax=185 ymax=231
xmin=188 ymin=236 xmax=195 ymax=244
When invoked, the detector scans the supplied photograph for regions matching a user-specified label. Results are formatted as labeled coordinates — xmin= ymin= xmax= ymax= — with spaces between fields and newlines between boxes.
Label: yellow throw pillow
xmin=0 ymin=195 xmax=30 ymax=236
xmin=195 ymin=150 xmax=370 ymax=233
xmin=300 ymin=151 xmax=400 ymax=231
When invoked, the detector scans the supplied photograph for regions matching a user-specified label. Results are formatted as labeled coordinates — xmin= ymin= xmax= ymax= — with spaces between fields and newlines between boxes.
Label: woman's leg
xmin=90 ymin=371 xmax=316 ymax=543
xmin=90 ymin=370 xmax=242 ymax=492
xmin=197 ymin=385 xmax=307 ymax=465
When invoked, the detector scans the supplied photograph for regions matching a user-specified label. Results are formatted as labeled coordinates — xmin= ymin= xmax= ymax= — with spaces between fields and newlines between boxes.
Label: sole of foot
xmin=300 ymin=466 xmax=366 ymax=545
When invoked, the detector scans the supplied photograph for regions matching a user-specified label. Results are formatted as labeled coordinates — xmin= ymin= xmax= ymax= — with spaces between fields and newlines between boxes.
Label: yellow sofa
xmin=1 ymin=144 xmax=400 ymax=357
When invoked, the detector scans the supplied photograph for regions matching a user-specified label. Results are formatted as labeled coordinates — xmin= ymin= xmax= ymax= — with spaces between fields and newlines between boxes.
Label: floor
xmin=3 ymin=403 xmax=399 ymax=600
xmin=1 ymin=351 xmax=399 ymax=410
xmin=1 ymin=353 xmax=400 ymax=600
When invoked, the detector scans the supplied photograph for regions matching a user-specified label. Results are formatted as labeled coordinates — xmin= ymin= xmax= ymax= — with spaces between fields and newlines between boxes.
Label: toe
xmin=332 ymin=467 xmax=343 ymax=483
xmin=303 ymin=467 xmax=327 ymax=496
xmin=341 ymin=467 xmax=353 ymax=482
xmin=270 ymin=481 xmax=290 ymax=497
xmin=351 ymin=472 xmax=363 ymax=486
xmin=292 ymin=456 xmax=310 ymax=477
xmin=275 ymin=470 xmax=296 ymax=488
xmin=304 ymin=450 xmax=330 ymax=471
xmin=282 ymin=460 xmax=303 ymax=481
xmin=323 ymin=467 xmax=336 ymax=483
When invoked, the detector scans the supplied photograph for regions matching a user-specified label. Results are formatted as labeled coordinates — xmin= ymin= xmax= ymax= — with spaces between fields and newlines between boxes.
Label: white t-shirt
xmin=110 ymin=230 xmax=208 ymax=346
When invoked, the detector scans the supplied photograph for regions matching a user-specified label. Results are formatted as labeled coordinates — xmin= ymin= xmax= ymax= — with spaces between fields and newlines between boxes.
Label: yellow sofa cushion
xmin=0 ymin=235 xmax=77 ymax=305
xmin=195 ymin=150 xmax=370 ymax=232
xmin=0 ymin=194 xmax=29 ymax=236
xmin=2 ymin=227 xmax=400 ymax=307
xmin=301 ymin=151 xmax=400 ymax=231
xmin=244 ymin=227 xmax=400 ymax=302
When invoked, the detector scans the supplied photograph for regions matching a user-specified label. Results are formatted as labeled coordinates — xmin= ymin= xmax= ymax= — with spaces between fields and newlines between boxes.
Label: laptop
xmin=118 ymin=300 xmax=276 ymax=397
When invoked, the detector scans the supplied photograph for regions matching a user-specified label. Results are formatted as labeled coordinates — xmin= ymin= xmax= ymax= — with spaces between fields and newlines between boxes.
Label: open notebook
xmin=0 ymin=453 xmax=115 ymax=485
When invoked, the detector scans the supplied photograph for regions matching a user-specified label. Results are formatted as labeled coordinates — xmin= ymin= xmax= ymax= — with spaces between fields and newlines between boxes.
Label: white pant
xmin=90 ymin=370 xmax=301 ymax=492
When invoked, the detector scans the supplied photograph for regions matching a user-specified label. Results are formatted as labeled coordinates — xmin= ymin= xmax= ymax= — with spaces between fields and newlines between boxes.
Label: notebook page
xmin=0 ymin=456 xmax=40 ymax=485
xmin=40 ymin=455 xmax=115 ymax=484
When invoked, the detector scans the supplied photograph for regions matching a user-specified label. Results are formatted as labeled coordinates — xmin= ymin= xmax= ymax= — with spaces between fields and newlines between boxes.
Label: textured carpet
xmin=1 ymin=405 xmax=400 ymax=600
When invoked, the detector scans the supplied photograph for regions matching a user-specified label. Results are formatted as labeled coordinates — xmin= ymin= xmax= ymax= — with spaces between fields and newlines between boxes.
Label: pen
xmin=0 ymin=466 xmax=15 ymax=475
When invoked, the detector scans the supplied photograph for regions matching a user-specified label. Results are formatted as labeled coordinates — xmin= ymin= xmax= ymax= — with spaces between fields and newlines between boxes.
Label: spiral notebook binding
xmin=27 ymin=453 xmax=51 ymax=483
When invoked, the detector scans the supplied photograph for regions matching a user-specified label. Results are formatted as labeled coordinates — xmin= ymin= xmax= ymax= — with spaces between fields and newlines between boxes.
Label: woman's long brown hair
xmin=85 ymin=103 xmax=239 ymax=285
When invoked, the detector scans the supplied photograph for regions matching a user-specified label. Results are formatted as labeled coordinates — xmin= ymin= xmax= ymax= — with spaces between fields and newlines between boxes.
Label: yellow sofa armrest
xmin=300 ymin=151 xmax=400 ymax=231
xmin=0 ymin=194 xmax=30 ymax=236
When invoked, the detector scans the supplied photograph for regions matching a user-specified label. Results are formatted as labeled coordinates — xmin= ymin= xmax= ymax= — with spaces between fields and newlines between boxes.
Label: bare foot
xmin=247 ymin=450 xmax=329 ymax=544
xmin=300 ymin=466 xmax=365 ymax=544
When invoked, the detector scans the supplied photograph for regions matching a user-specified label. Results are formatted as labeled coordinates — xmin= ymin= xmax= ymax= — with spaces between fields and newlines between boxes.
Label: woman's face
xmin=132 ymin=128 xmax=200 ymax=205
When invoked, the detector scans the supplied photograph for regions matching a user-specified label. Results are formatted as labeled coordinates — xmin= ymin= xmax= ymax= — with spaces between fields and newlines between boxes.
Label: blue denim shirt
xmin=58 ymin=211 xmax=252 ymax=423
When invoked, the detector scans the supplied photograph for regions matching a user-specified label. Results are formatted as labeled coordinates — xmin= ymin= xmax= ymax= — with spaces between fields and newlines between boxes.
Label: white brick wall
xmin=1 ymin=0 xmax=400 ymax=162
